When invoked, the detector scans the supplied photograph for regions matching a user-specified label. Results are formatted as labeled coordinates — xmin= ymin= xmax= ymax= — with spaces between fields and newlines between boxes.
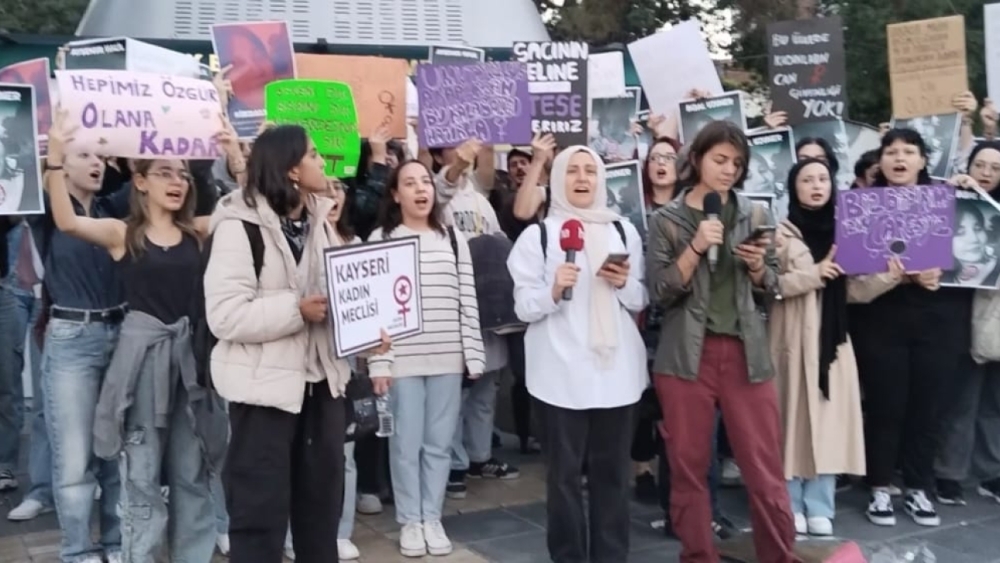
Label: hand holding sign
xmin=369 ymin=124 xmax=391 ymax=163
xmin=910 ymin=268 xmax=942 ymax=291
xmin=47 ymin=108 xmax=79 ymax=163
xmin=952 ymin=91 xmax=978 ymax=117
xmin=817 ymin=245 xmax=845 ymax=280
xmin=454 ymin=138 xmax=483 ymax=165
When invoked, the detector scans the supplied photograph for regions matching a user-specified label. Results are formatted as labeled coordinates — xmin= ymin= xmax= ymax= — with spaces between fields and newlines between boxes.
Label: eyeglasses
xmin=649 ymin=153 xmax=677 ymax=164
xmin=147 ymin=170 xmax=191 ymax=184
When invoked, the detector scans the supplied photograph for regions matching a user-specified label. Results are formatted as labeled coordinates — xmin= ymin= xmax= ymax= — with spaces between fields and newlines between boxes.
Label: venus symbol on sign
xmin=393 ymin=275 xmax=413 ymax=324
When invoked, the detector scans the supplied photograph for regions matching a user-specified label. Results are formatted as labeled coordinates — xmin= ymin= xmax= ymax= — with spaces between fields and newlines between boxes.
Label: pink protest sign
xmin=55 ymin=70 xmax=224 ymax=159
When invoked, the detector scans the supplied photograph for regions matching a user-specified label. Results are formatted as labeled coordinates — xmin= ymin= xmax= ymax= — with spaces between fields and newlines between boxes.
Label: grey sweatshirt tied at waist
xmin=93 ymin=311 xmax=228 ymax=471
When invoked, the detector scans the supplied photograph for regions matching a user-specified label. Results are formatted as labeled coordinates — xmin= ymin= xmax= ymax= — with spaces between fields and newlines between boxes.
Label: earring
xmin=293 ymin=182 xmax=300 ymax=191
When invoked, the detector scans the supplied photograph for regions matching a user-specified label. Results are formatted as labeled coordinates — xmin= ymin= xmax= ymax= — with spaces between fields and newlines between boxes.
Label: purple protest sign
xmin=416 ymin=62 xmax=533 ymax=148
xmin=835 ymin=185 xmax=955 ymax=275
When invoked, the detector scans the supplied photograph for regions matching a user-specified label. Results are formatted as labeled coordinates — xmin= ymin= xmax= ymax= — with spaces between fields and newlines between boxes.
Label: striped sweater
xmin=368 ymin=225 xmax=486 ymax=378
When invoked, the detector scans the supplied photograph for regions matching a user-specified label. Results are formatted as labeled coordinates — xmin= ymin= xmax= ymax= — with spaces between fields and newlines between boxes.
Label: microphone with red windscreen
xmin=559 ymin=219 xmax=585 ymax=301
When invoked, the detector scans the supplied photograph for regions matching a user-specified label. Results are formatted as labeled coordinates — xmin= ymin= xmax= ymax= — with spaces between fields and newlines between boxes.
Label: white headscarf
xmin=548 ymin=146 xmax=622 ymax=367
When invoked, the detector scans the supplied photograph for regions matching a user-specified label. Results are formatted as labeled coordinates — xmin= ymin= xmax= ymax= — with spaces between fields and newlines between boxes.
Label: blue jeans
xmin=119 ymin=372 xmax=216 ymax=562
xmin=0 ymin=287 xmax=52 ymax=505
xmin=787 ymin=475 xmax=836 ymax=519
xmin=389 ymin=374 xmax=463 ymax=525
xmin=43 ymin=318 xmax=122 ymax=562
xmin=451 ymin=370 xmax=500 ymax=470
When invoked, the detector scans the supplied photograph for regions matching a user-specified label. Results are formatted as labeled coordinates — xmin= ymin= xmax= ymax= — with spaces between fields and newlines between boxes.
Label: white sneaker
xmin=867 ymin=489 xmax=896 ymax=526
xmin=399 ymin=522 xmax=427 ymax=557
xmin=7 ymin=499 xmax=53 ymax=521
xmin=284 ymin=531 xmax=295 ymax=560
xmin=337 ymin=538 xmax=360 ymax=560
xmin=904 ymin=490 xmax=941 ymax=527
xmin=807 ymin=516 xmax=833 ymax=536
xmin=216 ymin=533 xmax=230 ymax=556
xmin=793 ymin=513 xmax=807 ymax=535
xmin=721 ymin=459 xmax=742 ymax=485
xmin=422 ymin=520 xmax=453 ymax=556
xmin=105 ymin=552 xmax=123 ymax=563
xmin=356 ymin=493 xmax=383 ymax=515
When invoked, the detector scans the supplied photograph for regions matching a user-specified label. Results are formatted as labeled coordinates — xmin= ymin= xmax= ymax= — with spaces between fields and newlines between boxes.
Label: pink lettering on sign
xmin=56 ymin=69 xmax=223 ymax=159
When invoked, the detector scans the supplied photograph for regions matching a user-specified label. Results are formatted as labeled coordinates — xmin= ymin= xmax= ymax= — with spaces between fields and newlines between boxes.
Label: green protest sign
xmin=264 ymin=79 xmax=361 ymax=178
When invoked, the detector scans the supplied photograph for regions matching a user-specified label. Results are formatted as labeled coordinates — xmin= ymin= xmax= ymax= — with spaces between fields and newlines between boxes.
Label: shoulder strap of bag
xmin=541 ymin=220 xmax=626 ymax=260
xmin=241 ymin=221 xmax=265 ymax=280
xmin=447 ymin=226 xmax=459 ymax=266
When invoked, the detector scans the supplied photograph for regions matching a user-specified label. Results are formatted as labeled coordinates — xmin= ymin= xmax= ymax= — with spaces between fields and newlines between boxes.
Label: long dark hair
xmin=795 ymin=137 xmax=840 ymax=179
xmin=243 ymin=125 xmax=309 ymax=216
xmin=969 ymin=140 xmax=1000 ymax=192
xmin=681 ymin=121 xmax=750 ymax=188
xmin=642 ymin=136 xmax=682 ymax=205
xmin=377 ymin=160 xmax=446 ymax=237
xmin=872 ymin=128 xmax=933 ymax=187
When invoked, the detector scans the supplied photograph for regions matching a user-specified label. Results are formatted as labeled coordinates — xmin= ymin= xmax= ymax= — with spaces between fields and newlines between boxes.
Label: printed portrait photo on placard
xmin=745 ymin=129 xmax=796 ymax=219
xmin=890 ymin=113 xmax=962 ymax=181
xmin=678 ymin=91 xmax=746 ymax=144
xmin=589 ymin=87 xmax=641 ymax=164
xmin=0 ymin=84 xmax=42 ymax=215
xmin=941 ymin=191 xmax=1000 ymax=289
xmin=746 ymin=193 xmax=775 ymax=217
xmin=605 ymin=160 xmax=647 ymax=240
xmin=792 ymin=119 xmax=852 ymax=189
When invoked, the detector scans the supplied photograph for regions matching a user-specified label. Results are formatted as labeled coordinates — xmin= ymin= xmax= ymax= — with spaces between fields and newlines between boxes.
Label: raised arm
xmin=513 ymin=133 xmax=556 ymax=221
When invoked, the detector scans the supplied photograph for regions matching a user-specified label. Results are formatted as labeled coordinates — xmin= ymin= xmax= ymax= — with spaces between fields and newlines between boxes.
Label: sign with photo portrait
xmin=941 ymin=189 xmax=1000 ymax=290
xmin=0 ymin=83 xmax=43 ymax=215
xmin=678 ymin=91 xmax=747 ymax=144
xmin=746 ymin=128 xmax=796 ymax=220
xmin=605 ymin=160 xmax=647 ymax=240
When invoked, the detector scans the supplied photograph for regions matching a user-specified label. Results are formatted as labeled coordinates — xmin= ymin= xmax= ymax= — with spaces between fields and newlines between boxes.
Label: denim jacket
xmin=645 ymin=190 xmax=780 ymax=383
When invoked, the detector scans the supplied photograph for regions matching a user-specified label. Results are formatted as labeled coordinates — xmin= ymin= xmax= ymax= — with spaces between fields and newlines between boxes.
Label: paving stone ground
xmin=2 ymin=436 xmax=999 ymax=562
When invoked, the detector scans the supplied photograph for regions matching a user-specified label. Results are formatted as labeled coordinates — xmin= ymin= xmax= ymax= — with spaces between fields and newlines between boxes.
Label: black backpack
xmin=192 ymin=221 xmax=265 ymax=389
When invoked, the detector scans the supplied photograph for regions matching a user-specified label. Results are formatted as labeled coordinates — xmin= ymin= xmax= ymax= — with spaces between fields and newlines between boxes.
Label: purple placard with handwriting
xmin=416 ymin=61 xmax=533 ymax=148
xmin=835 ymin=185 xmax=955 ymax=275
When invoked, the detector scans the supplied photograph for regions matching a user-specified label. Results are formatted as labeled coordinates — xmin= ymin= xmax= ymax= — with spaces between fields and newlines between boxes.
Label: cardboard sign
xmin=512 ymin=41 xmax=589 ymax=146
xmin=296 ymin=54 xmax=408 ymax=139
xmin=324 ymin=237 xmax=423 ymax=358
xmin=55 ymin=70 xmax=224 ymax=160
xmin=835 ymin=185 xmax=955 ymax=275
xmin=986 ymin=4 xmax=1000 ymax=103
xmin=416 ymin=62 xmax=532 ymax=148
xmin=429 ymin=46 xmax=485 ymax=65
xmin=887 ymin=15 xmax=967 ymax=119
xmin=264 ymin=80 xmax=361 ymax=178
xmin=628 ymin=21 xmax=723 ymax=117
xmin=678 ymin=91 xmax=747 ymax=144
xmin=0 ymin=83 xmax=43 ymax=215
xmin=0 ymin=58 xmax=52 ymax=156
xmin=767 ymin=16 xmax=848 ymax=124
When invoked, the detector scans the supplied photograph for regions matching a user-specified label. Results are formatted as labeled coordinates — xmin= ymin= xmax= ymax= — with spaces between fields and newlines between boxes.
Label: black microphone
xmin=702 ymin=192 xmax=722 ymax=273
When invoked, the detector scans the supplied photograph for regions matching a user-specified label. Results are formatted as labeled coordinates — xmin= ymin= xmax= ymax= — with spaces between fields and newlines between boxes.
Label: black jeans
xmin=355 ymin=434 xmax=388 ymax=497
xmin=507 ymin=332 xmax=532 ymax=442
xmin=535 ymin=398 xmax=635 ymax=563
xmin=224 ymin=383 xmax=345 ymax=563
xmin=630 ymin=387 xmax=659 ymax=463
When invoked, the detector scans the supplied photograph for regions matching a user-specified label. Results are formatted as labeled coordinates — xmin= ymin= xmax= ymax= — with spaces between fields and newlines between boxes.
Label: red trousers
xmin=654 ymin=335 xmax=800 ymax=563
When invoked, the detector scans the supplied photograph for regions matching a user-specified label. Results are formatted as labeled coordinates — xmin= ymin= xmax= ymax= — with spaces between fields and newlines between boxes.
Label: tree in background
xmin=0 ymin=0 xmax=89 ymax=34
xmin=532 ymin=0 xmax=713 ymax=44
xmin=718 ymin=0 xmax=988 ymax=126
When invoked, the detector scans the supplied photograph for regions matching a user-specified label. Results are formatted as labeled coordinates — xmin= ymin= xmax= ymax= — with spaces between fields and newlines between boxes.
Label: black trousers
xmin=355 ymin=434 xmax=388 ymax=496
xmin=224 ymin=383 xmax=346 ymax=563
xmin=853 ymin=313 xmax=960 ymax=491
xmin=507 ymin=332 xmax=532 ymax=442
xmin=535 ymin=398 xmax=635 ymax=563
xmin=631 ymin=387 xmax=659 ymax=463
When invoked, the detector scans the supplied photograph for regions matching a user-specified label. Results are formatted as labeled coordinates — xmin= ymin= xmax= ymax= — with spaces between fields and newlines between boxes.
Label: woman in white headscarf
xmin=506 ymin=145 xmax=648 ymax=562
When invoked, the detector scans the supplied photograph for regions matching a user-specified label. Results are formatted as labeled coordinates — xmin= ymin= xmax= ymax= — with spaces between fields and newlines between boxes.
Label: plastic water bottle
xmin=376 ymin=392 xmax=395 ymax=438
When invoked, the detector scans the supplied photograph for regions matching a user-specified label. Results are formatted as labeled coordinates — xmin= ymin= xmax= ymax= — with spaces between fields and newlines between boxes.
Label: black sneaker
xmin=711 ymin=515 xmax=738 ymax=540
xmin=0 ymin=470 xmax=17 ymax=492
xmin=867 ymin=489 xmax=896 ymax=526
xmin=468 ymin=458 xmax=520 ymax=480
xmin=935 ymin=479 xmax=966 ymax=506
xmin=446 ymin=470 xmax=467 ymax=499
xmin=978 ymin=478 xmax=1000 ymax=504
xmin=634 ymin=471 xmax=658 ymax=504
xmin=904 ymin=490 xmax=941 ymax=527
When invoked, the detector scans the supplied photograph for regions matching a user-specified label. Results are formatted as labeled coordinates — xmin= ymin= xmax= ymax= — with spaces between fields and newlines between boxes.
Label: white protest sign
xmin=987 ymin=4 xmax=1000 ymax=102
xmin=324 ymin=237 xmax=423 ymax=358
xmin=588 ymin=51 xmax=627 ymax=99
xmin=627 ymin=21 xmax=723 ymax=117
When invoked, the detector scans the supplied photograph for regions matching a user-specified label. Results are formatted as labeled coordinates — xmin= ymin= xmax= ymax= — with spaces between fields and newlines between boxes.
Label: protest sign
xmin=941 ymin=189 xmax=1000 ymax=290
xmin=746 ymin=128 xmax=796 ymax=219
xmin=0 ymin=59 xmax=52 ymax=156
xmin=835 ymin=185 xmax=955 ymax=275
xmin=678 ymin=91 xmax=747 ymax=144
xmin=416 ymin=62 xmax=532 ymax=148
xmin=589 ymin=87 xmax=641 ymax=164
xmin=628 ymin=21 xmax=723 ymax=118
xmin=324 ymin=237 xmax=423 ymax=358
xmin=0 ymin=84 xmax=43 ymax=215
xmin=212 ymin=21 xmax=297 ymax=139
xmin=588 ymin=51 xmax=627 ymax=99
xmin=766 ymin=17 xmax=848 ymax=124
xmin=512 ymin=41 xmax=589 ymax=146
xmin=605 ymin=160 xmax=647 ymax=240
xmin=887 ymin=15 xmax=967 ymax=119
xmin=986 ymin=4 xmax=1000 ymax=103
xmin=265 ymin=80 xmax=361 ymax=178
xmin=63 ymin=37 xmax=202 ymax=79
xmin=429 ymin=46 xmax=485 ymax=65
xmin=792 ymin=119 xmax=853 ymax=190
xmin=55 ymin=70 xmax=224 ymax=160
xmin=889 ymin=112 xmax=962 ymax=180
xmin=296 ymin=54 xmax=408 ymax=139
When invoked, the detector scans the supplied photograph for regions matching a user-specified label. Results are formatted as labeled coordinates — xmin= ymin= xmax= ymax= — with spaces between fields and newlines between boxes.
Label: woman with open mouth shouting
xmin=850 ymin=127 xmax=966 ymax=530
xmin=44 ymin=109 xmax=238 ymax=562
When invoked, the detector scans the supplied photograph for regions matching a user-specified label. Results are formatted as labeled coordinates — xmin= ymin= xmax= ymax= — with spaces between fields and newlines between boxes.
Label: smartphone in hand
xmin=739 ymin=225 xmax=776 ymax=246
xmin=599 ymin=253 xmax=630 ymax=270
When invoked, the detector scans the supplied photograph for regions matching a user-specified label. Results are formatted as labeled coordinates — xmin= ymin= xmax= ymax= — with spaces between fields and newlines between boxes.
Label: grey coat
xmin=93 ymin=311 xmax=228 ymax=472
xmin=645 ymin=191 xmax=780 ymax=383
